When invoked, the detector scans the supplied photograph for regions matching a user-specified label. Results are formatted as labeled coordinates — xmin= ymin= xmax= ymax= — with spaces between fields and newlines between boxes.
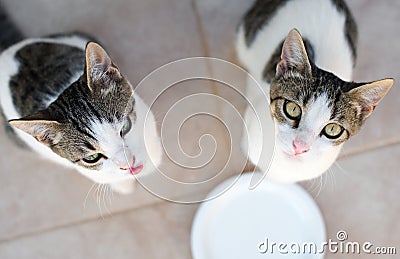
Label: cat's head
xmin=268 ymin=29 xmax=394 ymax=182
xmin=9 ymin=42 xmax=162 ymax=183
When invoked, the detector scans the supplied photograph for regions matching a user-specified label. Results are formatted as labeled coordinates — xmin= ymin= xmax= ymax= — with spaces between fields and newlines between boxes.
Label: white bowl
xmin=191 ymin=172 xmax=326 ymax=259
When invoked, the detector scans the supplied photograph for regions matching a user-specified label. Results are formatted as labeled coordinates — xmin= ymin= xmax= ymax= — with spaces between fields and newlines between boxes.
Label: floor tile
xmin=1 ymin=1 xmax=399 ymax=257
xmin=193 ymin=0 xmax=263 ymax=178
xmin=193 ymin=0 xmax=256 ymax=61
xmin=1 ymin=144 xmax=399 ymax=258
xmin=134 ymin=69 xmax=242 ymax=204
xmin=2 ymin=0 xmax=205 ymax=82
xmin=0 ymin=201 xmax=197 ymax=259
xmin=303 ymin=143 xmax=400 ymax=258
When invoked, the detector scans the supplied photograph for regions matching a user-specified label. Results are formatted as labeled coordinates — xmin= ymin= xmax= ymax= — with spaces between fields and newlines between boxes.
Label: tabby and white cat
xmin=237 ymin=0 xmax=394 ymax=182
xmin=0 ymin=9 xmax=162 ymax=194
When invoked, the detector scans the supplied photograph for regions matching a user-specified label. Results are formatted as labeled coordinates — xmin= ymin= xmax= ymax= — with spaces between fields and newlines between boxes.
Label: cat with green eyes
xmin=0 ymin=12 xmax=162 ymax=193
xmin=237 ymin=0 xmax=394 ymax=182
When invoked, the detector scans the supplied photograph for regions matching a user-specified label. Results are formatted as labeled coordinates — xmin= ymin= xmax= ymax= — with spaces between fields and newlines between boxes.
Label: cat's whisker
xmin=320 ymin=174 xmax=325 ymax=194
xmin=329 ymin=168 xmax=337 ymax=188
xmin=99 ymin=184 xmax=104 ymax=209
xmin=110 ymin=184 xmax=115 ymax=202
xmin=334 ymin=161 xmax=348 ymax=176
xmin=308 ymin=177 xmax=319 ymax=195
xmin=106 ymin=185 xmax=113 ymax=215
xmin=323 ymin=170 xmax=329 ymax=190
xmin=320 ymin=174 xmax=326 ymax=195
xmin=106 ymin=184 xmax=112 ymax=205
xmin=332 ymin=168 xmax=338 ymax=187
xmin=100 ymin=183 xmax=110 ymax=216
xmin=83 ymin=182 xmax=97 ymax=209
xmin=306 ymin=178 xmax=316 ymax=196
xmin=311 ymin=177 xmax=320 ymax=193
xmin=101 ymin=184 xmax=111 ymax=215
xmin=95 ymin=184 xmax=105 ymax=219
xmin=306 ymin=179 xmax=314 ymax=194
xmin=110 ymin=185 xmax=115 ymax=203
xmin=304 ymin=179 xmax=312 ymax=194
xmin=95 ymin=184 xmax=99 ymax=202
xmin=95 ymin=184 xmax=100 ymax=212
xmin=325 ymin=169 xmax=332 ymax=189
xmin=315 ymin=175 xmax=323 ymax=197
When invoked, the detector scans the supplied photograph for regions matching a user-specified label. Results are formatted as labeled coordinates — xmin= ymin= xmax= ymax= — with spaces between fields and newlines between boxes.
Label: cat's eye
xmin=283 ymin=100 xmax=302 ymax=120
xmin=120 ymin=117 xmax=132 ymax=137
xmin=82 ymin=153 xmax=104 ymax=164
xmin=322 ymin=123 xmax=343 ymax=139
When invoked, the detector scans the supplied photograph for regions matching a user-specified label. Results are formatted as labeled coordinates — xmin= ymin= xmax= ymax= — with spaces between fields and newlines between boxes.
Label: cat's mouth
xmin=129 ymin=164 xmax=143 ymax=175
xmin=282 ymin=150 xmax=306 ymax=160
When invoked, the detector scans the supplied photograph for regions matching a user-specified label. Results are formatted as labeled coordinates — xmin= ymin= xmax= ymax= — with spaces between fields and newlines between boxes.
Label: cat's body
xmin=0 ymin=9 xmax=162 ymax=193
xmin=237 ymin=0 xmax=393 ymax=182
xmin=1 ymin=35 xmax=94 ymax=162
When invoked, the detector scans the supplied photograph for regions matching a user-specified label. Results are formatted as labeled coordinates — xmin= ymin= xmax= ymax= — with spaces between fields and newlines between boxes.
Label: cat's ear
xmin=9 ymin=113 xmax=63 ymax=147
xmin=85 ymin=42 xmax=122 ymax=91
xmin=276 ymin=29 xmax=312 ymax=78
xmin=347 ymin=78 xmax=394 ymax=119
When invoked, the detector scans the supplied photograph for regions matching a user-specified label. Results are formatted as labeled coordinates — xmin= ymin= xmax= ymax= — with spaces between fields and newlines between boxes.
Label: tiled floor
xmin=0 ymin=0 xmax=399 ymax=258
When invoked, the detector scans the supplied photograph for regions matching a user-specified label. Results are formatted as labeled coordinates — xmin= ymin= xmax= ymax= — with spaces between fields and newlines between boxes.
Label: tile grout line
xmin=191 ymin=0 xmax=232 ymax=157
xmin=0 ymin=199 xmax=164 ymax=244
xmin=338 ymin=137 xmax=400 ymax=159
xmin=0 ymin=187 xmax=207 ymax=244
xmin=2 ymin=139 xmax=399 ymax=244
xmin=191 ymin=0 xmax=219 ymax=97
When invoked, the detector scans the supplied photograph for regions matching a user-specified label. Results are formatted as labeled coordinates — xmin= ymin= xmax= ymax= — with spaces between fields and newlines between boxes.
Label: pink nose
xmin=293 ymin=140 xmax=310 ymax=155
xmin=119 ymin=156 xmax=135 ymax=170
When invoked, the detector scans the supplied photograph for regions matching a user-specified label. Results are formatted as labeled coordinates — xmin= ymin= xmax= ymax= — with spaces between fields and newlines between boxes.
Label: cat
xmin=0 ymin=6 xmax=162 ymax=194
xmin=236 ymin=0 xmax=394 ymax=182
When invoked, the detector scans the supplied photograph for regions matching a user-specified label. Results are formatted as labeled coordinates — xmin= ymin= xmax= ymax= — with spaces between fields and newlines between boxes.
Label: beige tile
xmin=1 ymin=140 xmax=399 ymax=259
xmin=2 ymin=1 xmax=399 ymax=256
xmin=193 ymin=0 xmax=261 ymax=178
xmin=2 ymin=0 xmax=205 ymax=83
xmin=193 ymin=0 xmax=256 ymax=61
xmin=134 ymin=70 xmax=243 ymax=203
xmin=2 ymin=144 xmax=398 ymax=259
xmin=195 ymin=0 xmax=400 ymax=157
xmin=0 ymin=201 xmax=197 ymax=259
xmin=302 ymin=143 xmax=400 ymax=258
